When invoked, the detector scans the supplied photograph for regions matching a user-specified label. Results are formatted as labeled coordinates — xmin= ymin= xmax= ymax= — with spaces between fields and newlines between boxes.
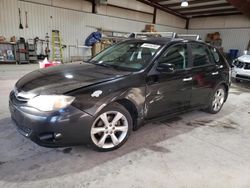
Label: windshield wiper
xmin=89 ymin=61 xmax=120 ymax=69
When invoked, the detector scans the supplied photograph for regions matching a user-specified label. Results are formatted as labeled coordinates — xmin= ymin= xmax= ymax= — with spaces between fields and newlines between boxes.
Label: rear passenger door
xmin=189 ymin=43 xmax=219 ymax=107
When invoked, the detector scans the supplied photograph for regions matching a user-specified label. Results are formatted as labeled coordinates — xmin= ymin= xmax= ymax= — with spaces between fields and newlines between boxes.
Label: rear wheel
xmin=206 ymin=85 xmax=226 ymax=114
xmin=90 ymin=103 xmax=132 ymax=151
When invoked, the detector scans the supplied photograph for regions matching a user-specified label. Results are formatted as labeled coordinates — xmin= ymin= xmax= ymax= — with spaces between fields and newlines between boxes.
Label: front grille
xmin=244 ymin=64 xmax=250 ymax=70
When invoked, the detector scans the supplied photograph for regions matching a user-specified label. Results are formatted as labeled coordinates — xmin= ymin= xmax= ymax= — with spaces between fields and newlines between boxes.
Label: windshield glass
xmin=90 ymin=41 xmax=162 ymax=71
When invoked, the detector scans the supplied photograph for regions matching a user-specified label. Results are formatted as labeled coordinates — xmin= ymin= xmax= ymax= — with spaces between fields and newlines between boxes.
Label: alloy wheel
xmin=90 ymin=111 xmax=129 ymax=149
xmin=212 ymin=88 xmax=225 ymax=112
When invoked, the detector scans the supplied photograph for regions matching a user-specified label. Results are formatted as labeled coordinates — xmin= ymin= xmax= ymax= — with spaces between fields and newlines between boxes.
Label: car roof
xmin=124 ymin=37 xmax=206 ymax=46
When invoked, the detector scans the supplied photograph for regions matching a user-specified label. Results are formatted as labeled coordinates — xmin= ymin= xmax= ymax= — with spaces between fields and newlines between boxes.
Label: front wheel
xmin=206 ymin=85 xmax=226 ymax=114
xmin=89 ymin=103 xmax=132 ymax=151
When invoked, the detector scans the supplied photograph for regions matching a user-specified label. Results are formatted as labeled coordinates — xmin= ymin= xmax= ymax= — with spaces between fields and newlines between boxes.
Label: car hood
xmin=237 ymin=55 xmax=250 ymax=63
xmin=15 ymin=62 xmax=131 ymax=95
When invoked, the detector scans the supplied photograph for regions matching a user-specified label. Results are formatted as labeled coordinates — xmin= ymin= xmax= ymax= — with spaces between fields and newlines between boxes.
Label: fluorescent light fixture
xmin=181 ymin=0 xmax=189 ymax=7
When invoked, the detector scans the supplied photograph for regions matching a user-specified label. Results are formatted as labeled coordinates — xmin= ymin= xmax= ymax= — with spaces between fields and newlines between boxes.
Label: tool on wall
xmin=25 ymin=11 xmax=28 ymax=28
xmin=52 ymin=30 xmax=63 ymax=62
xmin=18 ymin=8 xmax=23 ymax=29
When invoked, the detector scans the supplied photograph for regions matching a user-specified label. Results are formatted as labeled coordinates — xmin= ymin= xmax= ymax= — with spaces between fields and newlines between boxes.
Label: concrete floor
xmin=0 ymin=64 xmax=250 ymax=188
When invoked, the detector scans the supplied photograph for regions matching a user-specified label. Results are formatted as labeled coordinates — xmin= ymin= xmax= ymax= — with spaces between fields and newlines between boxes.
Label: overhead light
xmin=181 ymin=0 xmax=189 ymax=7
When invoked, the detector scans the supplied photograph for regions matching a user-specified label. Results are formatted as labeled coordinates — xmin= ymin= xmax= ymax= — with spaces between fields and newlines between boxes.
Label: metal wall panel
xmin=0 ymin=0 xmax=186 ymax=62
xmin=97 ymin=5 xmax=153 ymax=23
xmin=189 ymin=15 xmax=250 ymax=29
xmin=189 ymin=15 xmax=250 ymax=55
xmin=188 ymin=28 xmax=250 ymax=55
xmin=108 ymin=0 xmax=154 ymax=13
xmin=156 ymin=10 xmax=186 ymax=29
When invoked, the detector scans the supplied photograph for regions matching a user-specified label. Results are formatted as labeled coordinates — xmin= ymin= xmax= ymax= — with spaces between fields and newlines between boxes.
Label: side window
xmin=209 ymin=46 xmax=220 ymax=63
xmin=158 ymin=44 xmax=188 ymax=70
xmin=191 ymin=43 xmax=214 ymax=67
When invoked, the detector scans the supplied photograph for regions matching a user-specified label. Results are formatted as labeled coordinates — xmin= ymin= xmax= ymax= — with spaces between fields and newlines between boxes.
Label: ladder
xmin=52 ymin=30 xmax=63 ymax=62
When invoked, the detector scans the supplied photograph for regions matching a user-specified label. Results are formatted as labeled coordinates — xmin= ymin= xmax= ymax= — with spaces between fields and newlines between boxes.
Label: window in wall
xmin=209 ymin=46 xmax=220 ymax=63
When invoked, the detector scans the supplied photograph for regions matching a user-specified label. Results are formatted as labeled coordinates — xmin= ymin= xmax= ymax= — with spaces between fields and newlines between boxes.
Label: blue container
xmin=229 ymin=49 xmax=239 ymax=59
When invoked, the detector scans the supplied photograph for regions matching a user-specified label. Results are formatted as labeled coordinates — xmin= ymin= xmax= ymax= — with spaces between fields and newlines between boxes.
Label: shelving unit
xmin=27 ymin=40 xmax=38 ymax=63
xmin=16 ymin=41 xmax=29 ymax=64
xmin=0 ymin=42 xmax=17 ymax=64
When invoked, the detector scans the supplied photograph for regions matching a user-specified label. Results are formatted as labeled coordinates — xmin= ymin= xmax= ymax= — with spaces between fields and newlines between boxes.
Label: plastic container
xmin=229 ymin=49 xmax=239 ymax=59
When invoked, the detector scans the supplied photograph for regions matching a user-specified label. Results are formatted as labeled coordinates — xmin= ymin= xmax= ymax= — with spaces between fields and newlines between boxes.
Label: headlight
xmin=27 ymin=95 xmax=75 ymax=112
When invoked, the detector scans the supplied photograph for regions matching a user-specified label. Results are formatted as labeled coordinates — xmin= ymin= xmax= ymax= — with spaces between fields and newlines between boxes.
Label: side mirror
xmin=157 ymin=63 xmax=175 ymax=73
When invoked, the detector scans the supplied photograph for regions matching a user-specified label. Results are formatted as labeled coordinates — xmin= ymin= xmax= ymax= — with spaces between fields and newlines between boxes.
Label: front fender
xmin=68 ymin=74 xmax=146 ymax=118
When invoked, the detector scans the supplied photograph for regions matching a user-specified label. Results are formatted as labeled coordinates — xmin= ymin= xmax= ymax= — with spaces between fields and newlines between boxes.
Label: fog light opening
xmin=39 ymin=132 xmax=63 ymax=142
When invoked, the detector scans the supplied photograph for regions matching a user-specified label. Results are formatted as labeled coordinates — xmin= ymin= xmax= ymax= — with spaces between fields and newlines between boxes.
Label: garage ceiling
xmin=137 ymin=0 xmax=245 ymax=18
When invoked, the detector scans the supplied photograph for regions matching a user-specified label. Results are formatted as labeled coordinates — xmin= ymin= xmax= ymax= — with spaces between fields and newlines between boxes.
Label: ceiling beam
xmin=150 ymin=0 xmax=171 ymax=2
xmin=164 ymin=0 xmax=221 ymax=8
xmin=191 ymin=12 xmax=242 ymax=18
xmin=174 ymin=3 xmax=232 ymax=12
xmin=137 ymin=0 xmax=186 ymax=18
xmin=107 ymin=4 xmax=154 ymax=15
xmin=227 ymin=0 xmax=250 ymax=17
xmin=153 ymin=7 xmax=157 ymax=24
xmin=185 ymin=18 xmax=190 ymax=29
xmin=183 ymin=8 xmax=239 ymax=16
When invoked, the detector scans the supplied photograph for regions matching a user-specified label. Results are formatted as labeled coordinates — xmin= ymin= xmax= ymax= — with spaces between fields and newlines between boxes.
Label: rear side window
xmin=209 ymin=47 xmax=220 ymax=63
xmin=191 ymin=43 xmax=214 ymax=67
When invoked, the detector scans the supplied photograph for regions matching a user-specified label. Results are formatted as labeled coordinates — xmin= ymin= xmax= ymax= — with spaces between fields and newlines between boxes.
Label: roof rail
xmin=128 ymin=32 xmax=201 ymax=41
xmin=129 ymin=32 xmax=176 ymax=39
xmin=176 ymin=34 xmax=201 ymax=41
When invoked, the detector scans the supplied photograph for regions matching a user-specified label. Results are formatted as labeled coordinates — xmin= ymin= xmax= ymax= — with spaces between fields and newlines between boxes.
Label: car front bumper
xmin=232 ymin=69 xmax=250 ymax=81
xmin=9 ymin=91 xmax=93 ymax=147
xmin=234 ymin=74 xmax=250 ymax=81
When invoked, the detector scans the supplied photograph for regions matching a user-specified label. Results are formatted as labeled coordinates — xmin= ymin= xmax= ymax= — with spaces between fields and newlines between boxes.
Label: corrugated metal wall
xmin=189 ymin=15 xmax=250 ymax=55
xmin=0 ymin=0 xmax=186 ymax=62
xmin=188 ymin=28 xmax=250 ymax=55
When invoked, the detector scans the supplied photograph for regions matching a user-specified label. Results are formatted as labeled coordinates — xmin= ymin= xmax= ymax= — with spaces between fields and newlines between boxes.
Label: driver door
xmin=145 ymin=43 xmax=193 ymax=119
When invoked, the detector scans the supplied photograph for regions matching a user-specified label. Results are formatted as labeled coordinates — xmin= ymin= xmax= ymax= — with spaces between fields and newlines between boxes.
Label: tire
xmin=89 ymin=102 xmax=132 ymax=152
xmin=233 ymin=78 xmax=240 ymax=83
xmin=205 ymin=85 xmax=226 ymax=114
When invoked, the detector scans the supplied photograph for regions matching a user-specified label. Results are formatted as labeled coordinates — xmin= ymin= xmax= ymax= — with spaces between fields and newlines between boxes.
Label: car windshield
xmin=89 ymin=41 xmax=163 ymax=71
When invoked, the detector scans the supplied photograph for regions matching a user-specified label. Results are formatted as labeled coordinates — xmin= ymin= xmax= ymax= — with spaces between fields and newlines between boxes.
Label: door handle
xmin=183 ymin=77 xmax=193 ymax=82
xmin=216 ymin=65 xmax=224 ymax=69
xmin=211 ymin=71 xmax=219 ymax=75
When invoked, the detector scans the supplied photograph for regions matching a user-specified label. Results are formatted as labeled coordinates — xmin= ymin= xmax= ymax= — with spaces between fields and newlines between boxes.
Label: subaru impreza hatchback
xmin=9 ymin=37 xmax=230 ymax=151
